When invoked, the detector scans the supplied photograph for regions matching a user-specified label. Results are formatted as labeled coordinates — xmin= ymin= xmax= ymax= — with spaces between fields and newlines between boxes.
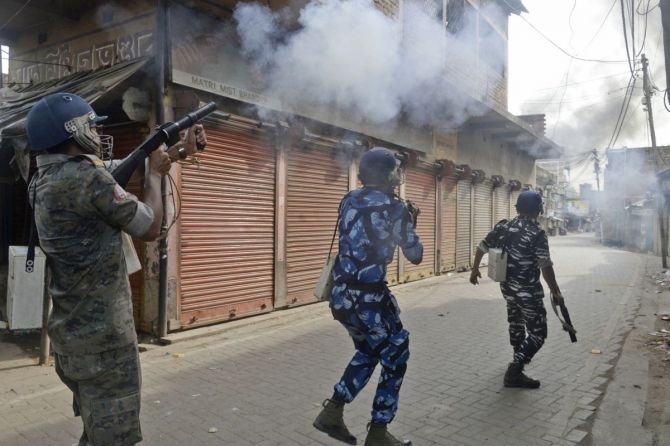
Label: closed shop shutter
xmin=180 ymin=122 xmax=276 ymax=327
xmin=473 ymin=179 xmax=493 ymax=250
xmin=455 ymin=180 xmax=472 ymax=270
xmin=403 ymin=165 xmax=436 ymax=282
xmin=286 ymin=144 xmax=349 ymax=306
xmin=493 ymin=185 xmax=510 ymax=224
xmin=106 ymin=123 xmax=148 ymax=327
xmin=440 ymin=173 xmax=458 ymax=272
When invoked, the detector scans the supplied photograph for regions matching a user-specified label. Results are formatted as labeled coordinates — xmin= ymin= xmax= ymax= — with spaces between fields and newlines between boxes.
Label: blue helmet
xmin=515 ymin=190 xmax=543 ymax=214
xmin=26 ymin=92 xmax=107 ymax=152
xmin=358 ymin=147 xmax=401 ymax=187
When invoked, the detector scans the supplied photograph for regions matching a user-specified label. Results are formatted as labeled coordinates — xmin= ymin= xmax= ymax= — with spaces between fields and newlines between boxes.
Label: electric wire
xmin=507 ymin=0 xmax=630 ymax=64
xmin=0 ymin=0 xmax=31 ymax=33
xmin=583 ymin=0 xmax=619 ymax=50
xmin=621 ymin=0 xmax=636 ymax=75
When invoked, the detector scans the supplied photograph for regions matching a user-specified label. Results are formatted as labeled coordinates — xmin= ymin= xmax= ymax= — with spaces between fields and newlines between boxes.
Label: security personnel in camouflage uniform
xmin=313 ymin=147 xmax=423 ymax=446
xmin=470 ymin=190 xmax=564 ymax=389
xmin=25 ymin=92 xmax=204 ymax=445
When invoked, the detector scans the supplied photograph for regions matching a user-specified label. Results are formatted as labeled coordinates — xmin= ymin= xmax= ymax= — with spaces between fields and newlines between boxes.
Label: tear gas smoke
xmin=234 ymin=0 xmax=505 ymax=129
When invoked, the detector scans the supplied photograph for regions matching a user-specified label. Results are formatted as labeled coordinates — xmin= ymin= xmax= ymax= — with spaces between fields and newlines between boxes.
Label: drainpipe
xmin=156 ymin=0 xmax=169 ymax=338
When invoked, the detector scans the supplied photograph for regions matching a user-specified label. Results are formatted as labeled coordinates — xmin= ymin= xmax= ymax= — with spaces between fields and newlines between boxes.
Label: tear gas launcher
xmin=112 ymin=101 xmax=217 ymax=187
xmin=550 ymin=292 xmax=577 ymax=343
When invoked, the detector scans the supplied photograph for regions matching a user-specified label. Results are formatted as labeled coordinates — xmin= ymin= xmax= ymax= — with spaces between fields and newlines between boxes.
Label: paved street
xmin=0 ymin=233 xmax=660 ymax=446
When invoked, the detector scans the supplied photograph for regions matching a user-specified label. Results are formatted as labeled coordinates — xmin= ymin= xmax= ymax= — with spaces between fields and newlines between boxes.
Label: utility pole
xmin=592 ymin=149 xmax=601 ymax=191
xmin=642 ymin=54 xmax=667 ymax=267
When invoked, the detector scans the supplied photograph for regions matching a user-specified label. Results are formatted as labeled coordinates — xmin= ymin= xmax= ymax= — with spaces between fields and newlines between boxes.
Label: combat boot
xmin=313 ymin=399 xmax=357 ymax=444
xmin=504 ymin=362 xmax=540 ymax=388
xmin=364 ymin=422 xmax=411 ymax=446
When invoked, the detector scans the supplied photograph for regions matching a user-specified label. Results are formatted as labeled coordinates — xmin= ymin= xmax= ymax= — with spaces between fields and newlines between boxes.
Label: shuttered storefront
xmin=403 ymin=165 xmax=436 ymax=282
xmin=493 ymin=185 xmax=510 ymax=224
xmin=455 ymin=180 xmax=472 ymax=270
xmin=440 ymin=173 xmax=458 ymax=273
xmin=286 ymin=143 xmax=349 ymax=306
xmin=106 ymin=123 xmax=148 ymax=327
xmin=179 ymin=121 xmax=276 ymax=327
xmin=473 ymin=179 xmax=493 ymax=250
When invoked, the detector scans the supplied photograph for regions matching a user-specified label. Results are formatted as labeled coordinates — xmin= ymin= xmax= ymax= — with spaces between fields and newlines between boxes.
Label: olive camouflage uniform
xmin=30 ymin=153 xmax=153 ymax=446
xmin=329 ymin=187 xmax=423 ymax=424
xmin=479 ymin=215 xmax=552 ymax=364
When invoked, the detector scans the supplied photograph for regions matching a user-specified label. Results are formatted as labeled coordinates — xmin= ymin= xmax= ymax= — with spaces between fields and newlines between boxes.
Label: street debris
xmin=172 ymin=352 xmax=185 ymax=358
xmin=208 ymin=427 xmax=218 ymax=433
xmin=591 ymin=349 xmax=602 ymax=354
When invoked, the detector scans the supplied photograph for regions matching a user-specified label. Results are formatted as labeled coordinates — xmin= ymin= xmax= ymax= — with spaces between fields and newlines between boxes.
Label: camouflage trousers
xmin=501 ymin=288 xmax=548 ymax=364
xmin=54 ymin=343 xmax=142 ymax=446
xmin=330 ymin=283 xmax=410 ymax=424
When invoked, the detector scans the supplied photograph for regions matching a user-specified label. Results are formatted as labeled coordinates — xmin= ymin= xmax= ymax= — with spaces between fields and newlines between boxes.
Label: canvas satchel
xmin=314 ymin=253 xmax=336 ymax=301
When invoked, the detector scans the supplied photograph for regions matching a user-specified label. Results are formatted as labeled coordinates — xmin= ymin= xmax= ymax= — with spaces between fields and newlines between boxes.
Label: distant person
xmin=313 ymin=147 xmax=422 ymax=446
xmin=469 ymin=190 xmax=564 ymax=388
xmin=26 ymin=92 xmax=205 ymax=445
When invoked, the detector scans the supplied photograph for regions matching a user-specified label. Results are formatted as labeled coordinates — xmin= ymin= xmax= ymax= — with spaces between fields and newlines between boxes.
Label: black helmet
xmin=26 ymin=92 xmax=108 ymax=153
xmin=515 ymin=190 xmax=543 ymax=214
xmin=358 ymin=147 xmax=401 ymax=187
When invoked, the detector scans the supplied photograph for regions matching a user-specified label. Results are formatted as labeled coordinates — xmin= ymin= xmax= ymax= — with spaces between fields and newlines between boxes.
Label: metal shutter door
xmin=179 ymin=123 xmax=276 ymax=328
xmin=473 ymin=179 xmax=493 ymax=251
xmin=440 ymin=174 xmax=458 ymax=272
xmin=286 ymin=145 xmax=349 ymax=306
xmin=493 ymin=185 xmax=510 ymax=224
xmin=404 ymin=166 xmax=436 ymax=282
xmin=455 ymin=180 xmax=472 ymax=270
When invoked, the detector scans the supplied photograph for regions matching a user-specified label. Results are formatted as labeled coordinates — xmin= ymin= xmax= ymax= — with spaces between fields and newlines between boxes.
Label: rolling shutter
xmin=455 ymin=179 xmax=472 ymax=270
xmin=473 ymin=179 xmax=493 ymax=251
xmin=179 ymin=121 xmax=276 ymax=328
xmin=493 ymin=185 xmax=510 ymax=224
xmin=440 ymin=173 xmax=458 ymax=272
xmin=285 ymin=144 xmax=349 ymax=306
xmin=403 ymin=165 xmax=436 ymax=282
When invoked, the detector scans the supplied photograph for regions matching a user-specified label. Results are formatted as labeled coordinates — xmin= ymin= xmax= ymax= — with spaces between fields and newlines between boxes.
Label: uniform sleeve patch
xmin=113 ymin=184 xmax=129 ymax=202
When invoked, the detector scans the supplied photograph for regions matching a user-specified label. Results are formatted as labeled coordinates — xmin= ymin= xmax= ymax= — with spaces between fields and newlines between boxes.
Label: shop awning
xmin=0 ymin=57 xmax=151 ymax=182
xmin=463 ymin=107 xmax=563 ymax=159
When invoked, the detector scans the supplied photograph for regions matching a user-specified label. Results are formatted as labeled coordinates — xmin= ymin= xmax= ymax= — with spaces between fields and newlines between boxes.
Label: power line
xmin=508 ymin=0 xmax=631 ymax=64
xmin=0 ymin=0 xmax=31 ymax=33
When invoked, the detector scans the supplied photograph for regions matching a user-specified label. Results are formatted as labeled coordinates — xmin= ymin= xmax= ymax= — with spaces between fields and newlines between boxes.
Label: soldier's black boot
xmin=364 ymin=422 xmax=411 ymax=446
xmin=504 ymin=362 xmax=540 ymax=388
xmin=313 ymin=399 xmax=357 ymax=444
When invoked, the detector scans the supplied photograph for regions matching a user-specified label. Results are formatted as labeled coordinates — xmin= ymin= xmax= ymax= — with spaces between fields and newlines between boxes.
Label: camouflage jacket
xmin=333 ymin=187 xmax=423 ymax=285
xmin=29 ymin=154 xmax=154 ymax=355
xmin=480 ymin=215 xmax=553 ymax=296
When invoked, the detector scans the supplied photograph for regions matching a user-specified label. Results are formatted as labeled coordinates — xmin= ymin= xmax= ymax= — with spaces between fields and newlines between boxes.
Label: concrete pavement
xmin=0 ymin=233 xmax=661 ymax=445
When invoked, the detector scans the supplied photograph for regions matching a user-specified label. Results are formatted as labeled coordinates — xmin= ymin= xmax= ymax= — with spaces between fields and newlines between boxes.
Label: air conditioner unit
xmin=6 ymin=246 xmax=46 ymax=330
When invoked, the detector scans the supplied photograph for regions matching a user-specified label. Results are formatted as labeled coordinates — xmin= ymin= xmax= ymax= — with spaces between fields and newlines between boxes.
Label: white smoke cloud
xmin=234 ymin=0 xmax=500 ymax=127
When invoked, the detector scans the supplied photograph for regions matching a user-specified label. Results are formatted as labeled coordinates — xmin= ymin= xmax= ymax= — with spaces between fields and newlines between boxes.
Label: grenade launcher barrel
xmin=112 ymin=101 xmax=217 ymax=187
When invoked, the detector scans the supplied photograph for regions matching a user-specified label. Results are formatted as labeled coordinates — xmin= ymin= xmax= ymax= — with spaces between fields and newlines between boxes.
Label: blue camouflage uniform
xmin=329 ymin=187 xmax=423 ymax=425
xmin=479 ymin=215 xmax=552 ymax=364
xmin=30 ymin=153 xmax=154 ymax=446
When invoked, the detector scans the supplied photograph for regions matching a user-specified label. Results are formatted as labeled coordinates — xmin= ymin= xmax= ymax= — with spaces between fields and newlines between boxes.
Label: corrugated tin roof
xmin=0 ymin=57 xmax=151 ymax=133
xmin=0 ymin=57 xmax=150 ymax=182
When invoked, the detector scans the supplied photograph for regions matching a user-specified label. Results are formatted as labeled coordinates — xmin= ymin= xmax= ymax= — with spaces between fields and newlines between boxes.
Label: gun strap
xmin=26 ymin=180 xmax=37 ymax=273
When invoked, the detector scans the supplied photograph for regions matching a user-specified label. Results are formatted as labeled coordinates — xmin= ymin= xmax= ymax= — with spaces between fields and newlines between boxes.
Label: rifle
xmin=112 ymin=101 xmax=217 ymax=187
xmin=550 ymin=292 xmax=577 ymax=343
